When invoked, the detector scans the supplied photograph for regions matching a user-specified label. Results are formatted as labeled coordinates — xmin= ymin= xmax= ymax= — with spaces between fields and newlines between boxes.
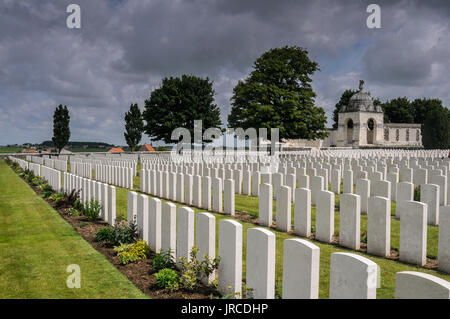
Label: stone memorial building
xmin=284 ymin=80 xmax=422 ymax=149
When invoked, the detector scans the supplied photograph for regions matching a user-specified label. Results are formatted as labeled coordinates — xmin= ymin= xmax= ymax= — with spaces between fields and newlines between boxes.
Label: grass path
xmin=0 ymin=160 xmax=147 ymax=299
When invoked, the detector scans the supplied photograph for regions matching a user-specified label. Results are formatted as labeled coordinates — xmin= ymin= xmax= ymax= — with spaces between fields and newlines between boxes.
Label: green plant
xmin=59 ymin=189 xmax=81 ymax=208
xmin=73 ymin=199 xmax=83 ymax=212
xmin=361 ymin=230 xmax=367 ymax=243
xmin=155 ymin=268 xmax=179 ymax=291
xmin=94 ymin=227 xmax=114 ymax=242
xmin=153 ymin=250 xmax=176 ymax=272
xmin=83 ymin=199 xmax=102 ymax=221
xmin=79 ymin=222 xmax=89 ymax=228
xmin=414 ymin=186 xmax=420 ymax=201
xmin=111 ymin=220 xmax=138 ymax=245
xmin=114 ymin=240 xmax=151 ymax=265
xmin=49 ymin=192 xmax=65 ymax=206
xmin=66 ymin=207 xmax=81 ymax=217
xmin=179 ymin=247 xmax=220 ymax=291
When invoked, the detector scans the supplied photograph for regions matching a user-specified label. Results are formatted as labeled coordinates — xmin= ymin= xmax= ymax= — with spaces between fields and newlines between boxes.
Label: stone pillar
xmin=356 ymin=178 xmax=370 ymax=215
xmin=395 ymin=271 xmax=450 ymax=299
xmin=438 ymin=206 xmax=450 ymax=273
xmin=127 ymin=191 xmax=138 ymax=225
xmin=246 ymin=228 xmax=276 ymax=299
xmin=212 ymin=177 xmax=223 ymax=213
xmin=161 ymin=202 xmax=177 ymax=259
xmin=387 ymin=172 xmax=399 ymax=201
xmin=421 ymin=184 xmax=439 ymax=226
xmin=329 ymin=252 xmax=378 ymax=299
xmin=242 ymin=170 xmax=251 ymax=196
xmin=196 ymin=213 xmax=216 ymax=284
xmin=310 ymin=175 xmax=324 ymax=206
xmin=108 ymin=185 xmax=116 ymax=226
xmin=285 ymin=174 xmax=296 ymax=203
xmin=315 ymin=190 xmax=335 ymax=243
xmin=148 ymin=198 xmax=162 ymax=253
xmin=202 ymin=176 xmax=211 ymax=210
xmin=224 ymin=179 xmax=235 ymax=215
xmin=193 ymin=175 xmax=202 ymax=207
xmin=251 ymin=171 xmax=260 ymax=196
xmin=276 ymin=185 xmax=291 ymax=232
xmin=399 ymin=200 xmax=427 ymax=266
xmin=137 ymin=194 xmax=148 ymax=239
xmin=184 ymin=174 xmax=193 ymax=206
xmin=371 ymin=180 xmax=391 ymax=199
xmin=396 ymin=182 xmax=414 ymax=219
xmin=282 ymin=239 xmax=319 ymax=299
xmin=330 ymin=169 xmax=341 ymax=194
xmin=259 ymin=183 xmax=273 ymax=227
xmin=343 ymin=170 xmax=353 ymax=194
xmin=218 ymin=219 xmax=243 ymax=297
xmin=367 ymin=196 xmax=391 ymax=257
xmin=339 ymin=193 xmax=361 ymax=250
xmin=294 ymin=188 xmax=311 ymax=237
xmin=176 ymin=207 xmax=195 ymax=266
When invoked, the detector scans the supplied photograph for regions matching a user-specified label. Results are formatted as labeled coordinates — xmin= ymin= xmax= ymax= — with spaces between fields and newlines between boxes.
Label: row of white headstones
xmin=11 ymin=152 xmax=450 ymax=298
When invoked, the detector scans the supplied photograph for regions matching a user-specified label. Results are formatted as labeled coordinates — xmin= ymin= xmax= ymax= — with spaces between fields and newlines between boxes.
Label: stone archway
xmin=346 ymin=119 xmax=354 ymax=144
xmin=367 ymin=118 xmax=375 ymax=144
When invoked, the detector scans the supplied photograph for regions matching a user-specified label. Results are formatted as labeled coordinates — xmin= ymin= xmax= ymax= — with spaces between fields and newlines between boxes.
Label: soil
xmin=17 ymin=170 xmax=220 ymax=299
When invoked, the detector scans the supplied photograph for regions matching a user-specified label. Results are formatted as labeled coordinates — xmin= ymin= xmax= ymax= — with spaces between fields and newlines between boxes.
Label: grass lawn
xmin=0 ymin=147 xmax=24 ymax=153
xmin=0 ymin=160 xmax=148 ymax=299
xmin=115 ymin=173 xmax=450 ymax=299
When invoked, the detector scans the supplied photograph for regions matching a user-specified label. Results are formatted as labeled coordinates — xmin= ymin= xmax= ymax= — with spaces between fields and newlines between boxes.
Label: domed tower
xmin=337 ymin=80 xmax=384 ymax=147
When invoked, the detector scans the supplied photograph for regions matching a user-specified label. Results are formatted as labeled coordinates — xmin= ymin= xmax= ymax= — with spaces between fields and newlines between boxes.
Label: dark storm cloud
xmin=0 ymin=0 xmax=448 ymax=145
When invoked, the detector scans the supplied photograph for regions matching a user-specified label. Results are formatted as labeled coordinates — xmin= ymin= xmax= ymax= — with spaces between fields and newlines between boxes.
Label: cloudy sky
xmin=0 ymin=0 xmax=449 ymax=146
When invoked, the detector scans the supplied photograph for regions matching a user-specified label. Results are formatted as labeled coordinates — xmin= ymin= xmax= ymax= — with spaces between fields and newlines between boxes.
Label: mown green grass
xmin=0 ymin=147 xmax=24 ymax=153
xmin=0 ymin=160 xmax=148 ymax=299
xmin=115 ymin=175 xmax=450 ymax=299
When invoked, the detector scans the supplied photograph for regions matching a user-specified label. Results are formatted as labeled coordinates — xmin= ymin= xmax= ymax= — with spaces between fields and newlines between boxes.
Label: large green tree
xmin=422 ymin=104 xmax=450 ymax=149
xmin=227 ymin=46 xmax=328 ymax=140
xmin=124 ymin=103 xmax=144 ymax=152
xmin=381 ymin=97 xmax=414 ymax=123
xmin=143 ymin=75 xmax=222 ymax=144
xmin=52 ymin=105 xmax=70 ymax=153
xmin=411 ymin=98 xmax=444 ymax=124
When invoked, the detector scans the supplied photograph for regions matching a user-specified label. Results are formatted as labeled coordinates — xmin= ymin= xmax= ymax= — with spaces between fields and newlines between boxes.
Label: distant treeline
xmin=41 ymin=141 xmax=115 ymax=148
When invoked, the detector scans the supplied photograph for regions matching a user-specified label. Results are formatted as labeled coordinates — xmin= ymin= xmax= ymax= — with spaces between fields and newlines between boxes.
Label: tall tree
xmin=381 ymin=97 xmax=414 ymax=123
xmin=143 ymin=75 xmax=222 ymax=144
xmin=227 ymin=46 xmax=328 ymax=140
xmin=422 ymin=105 xmax=450 ymax=149
xmin=124 ymin=103 xmax=144 ymax=151
xmin=332 ymin=89 xmax=358 ymax=129
xmin=52 ymin=105 xmax=70 ymax=153
xmin=411 ymin=98 xmax=444 ymax=124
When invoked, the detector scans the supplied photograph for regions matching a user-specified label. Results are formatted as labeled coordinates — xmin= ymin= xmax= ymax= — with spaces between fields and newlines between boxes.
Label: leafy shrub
xmin=83 ymin=199 xmax=102 ymax=221
xmin=66 ymin=207 xmax=81 ymax=217
xmin=57 ymin=189 xmax=81 ymax=208
xmin=73 ymin=199 xmax=83 ymax=212
xmin=179 ymin=247 xmax=220 ymax=291
xmin=49 ymin=193 xmax=65 ymax=207
xmin=153 ymin=250 xmax=176 ymax=272
xmin=31 ymin=177 xmax=44 ymax=186
xmin=111 ymin=220 xmax=138 ymax=245
xmin=114 ymin=240 xmax=151 ymax=265
xmin=94 ymin=227 xmax=114 ymax=242
xmin=155 ymin=268 xmax=179 ymax=291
